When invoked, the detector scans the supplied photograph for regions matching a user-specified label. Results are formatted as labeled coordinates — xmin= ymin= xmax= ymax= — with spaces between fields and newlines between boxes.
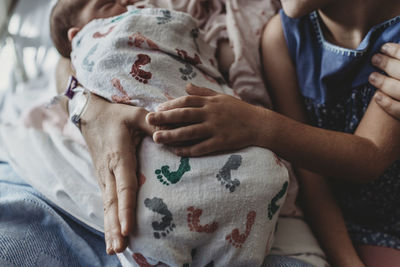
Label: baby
xmin=51 ymin=1 xmax=289 ymax=266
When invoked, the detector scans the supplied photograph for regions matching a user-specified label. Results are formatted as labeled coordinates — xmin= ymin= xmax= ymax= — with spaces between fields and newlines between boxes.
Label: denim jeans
xmin=0 ymin=162 xmax=121 ymax=267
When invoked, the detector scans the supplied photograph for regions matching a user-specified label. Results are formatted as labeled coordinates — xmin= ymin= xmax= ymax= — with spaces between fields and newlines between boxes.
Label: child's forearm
xmin=254 ymin=107 xmax=397 ymax=183
xmin=298 ymin=169 xmax=365 ymax=267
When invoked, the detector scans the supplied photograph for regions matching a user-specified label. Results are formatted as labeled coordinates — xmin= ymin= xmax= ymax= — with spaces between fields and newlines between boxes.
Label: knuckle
xmin=103 ymin=197 xmax=117 ymax=213
xmin=106 ymin=151 xmax=123 ymax=170
xmin=116 ymin=184 xmax=136 ymax=196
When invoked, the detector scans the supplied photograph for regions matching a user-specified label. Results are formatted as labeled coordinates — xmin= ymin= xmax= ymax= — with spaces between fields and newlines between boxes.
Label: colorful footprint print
xmin=155 ymin=157 xmax=191 ymax=186
xmin=132 ymin=253 xmax=162 ymax=267
xmin=128 ymin=32 xmax=159 ymax=50
xmin=267 ymin=181 xmax=289 ymax=220
xmin=187 ymin=206 xmax=218 ymax=233
xmin=110 ymin=9 xmax=140 ymax=23
xmin=139 ymin=173 xmax=147 ymax=187
xmin=144 ymin=197 xmax=176 ymax=239
xmin=93 ymin=25 xmax=115 ymax=38
xmin=156 ymin=10 xmax=172 ymax=25
xmin=82 ymin=43 xmax=99 ymax=72
xmin=226 ymin=211 xmax=256 ymax=248
xmin=180 ymin=63 xmax=197 ymax=81
xmin=176 ymin=49 xmax=202 ymax=65
xmin=111 ymin=78 xmax=131 ymax=104
xmin=216 ymin=155 xmax=242 ymax=192
xmin=130 ymin=54 xmax=152 ymax=84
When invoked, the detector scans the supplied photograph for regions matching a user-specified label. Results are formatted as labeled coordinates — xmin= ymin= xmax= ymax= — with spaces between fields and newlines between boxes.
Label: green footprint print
xmin=268 ymin=181 xmax=289 ymax=220
xmin=155 ymin=157 xmax=191 ymax=186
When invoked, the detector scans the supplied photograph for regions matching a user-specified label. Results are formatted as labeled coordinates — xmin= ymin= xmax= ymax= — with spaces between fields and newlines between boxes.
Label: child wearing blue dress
xmin=146 ymin=0 xmax=400 ymax=266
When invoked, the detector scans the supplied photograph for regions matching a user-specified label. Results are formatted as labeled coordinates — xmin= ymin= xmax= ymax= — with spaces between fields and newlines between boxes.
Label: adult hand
xmin=80 ymin=93 xmax=154 ymax=254
xmin=146 ymin=84 xmax=266 ymax=157
xmin=370 ymin=42 xmax=400 ymax=119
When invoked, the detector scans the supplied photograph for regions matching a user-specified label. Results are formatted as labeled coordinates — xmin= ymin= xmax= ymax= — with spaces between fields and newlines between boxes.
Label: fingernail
xmin=381 ymin=44 xmax=391 ymax=53
xmin=146 ymin=113 xmax=154 ymax=123
xmin=121 ymin=221 xmax=127 ymax=236
xmin=113 ymin=240 xmax=119 ymax=250
xmin=372 ymin=54 xmax=382 ymax=65
xmin=375 ymin=92 xmax=383 ymax=102
xmin=369 ymin=72 xmax=378 ymax=84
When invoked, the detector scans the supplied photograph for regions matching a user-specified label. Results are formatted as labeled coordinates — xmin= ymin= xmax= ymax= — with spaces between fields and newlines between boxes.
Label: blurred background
xmin=0 ymin=0 xmax=58 ymax=121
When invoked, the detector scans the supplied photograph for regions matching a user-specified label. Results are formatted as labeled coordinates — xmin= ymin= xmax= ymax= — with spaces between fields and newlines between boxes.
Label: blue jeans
xmin=0 ymin=162 xmax=121 ymax=267
xmin=0 ymin=162 xmax=311 ymax=267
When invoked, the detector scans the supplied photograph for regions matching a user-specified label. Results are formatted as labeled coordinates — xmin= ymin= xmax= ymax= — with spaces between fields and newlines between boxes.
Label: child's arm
xmin=297 ymin=169 xmax=365 ymax=267
xmin=147 ymin=28 xmax=400 ymax=183
xmin=262 ymin=15 xmax=363 ymax=267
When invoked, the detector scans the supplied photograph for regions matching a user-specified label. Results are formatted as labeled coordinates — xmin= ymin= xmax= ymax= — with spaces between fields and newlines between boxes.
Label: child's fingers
xmin=381 ymin=43 xmax=400 ymax=60
xmin=172 ymin=138 xmax=220 ymax=157
xmin=147 ymin=108 xmax=205 ymax=126
xmin=375 ymin=92 xmax=400 ymax=119
xmin=372 ymin=53 xmax=400 ymax=79
xmin=153 ymin=124 xmax=210 ymax=144
xmin=369 ymin=72 xmax=400 ymax=100
xmin=156 ymin=95 xmax=205 ymax=111
xmin=186 ymin=83 xmax=219 ymax=96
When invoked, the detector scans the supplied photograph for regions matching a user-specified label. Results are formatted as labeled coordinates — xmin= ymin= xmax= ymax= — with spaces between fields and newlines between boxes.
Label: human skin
xmin=146 ymin=1 xmax=400 ymax=266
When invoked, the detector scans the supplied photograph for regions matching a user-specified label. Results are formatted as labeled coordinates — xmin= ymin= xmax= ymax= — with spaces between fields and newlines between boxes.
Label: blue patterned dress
xmin=280 ymin=9 xmax=400 ymax=249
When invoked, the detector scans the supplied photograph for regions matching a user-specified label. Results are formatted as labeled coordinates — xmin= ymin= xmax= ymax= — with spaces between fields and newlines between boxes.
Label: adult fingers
xmin=371 ymin=53 xmax=400 ymax=79
xmin=156 ymin=95 xmax=205 ymax=111
xmin=146 ymin=108 xmax=205 ymax=126
xmin=380 ymin=43 xmax=400 ymax=60
xmin=153 ymin=124 xmax=211 ymax=144
xmin=102 ymin=168 xmax=125 ymax=254
xmin=112 ymin=151 xmax=138 ymax=237
xmin=186 ymin=83 xmax=219 ymax=96
xmin=375 ymin=91 xmax=400 ymax=119
xmin=369 ymin=72 xmax=400 ymax=100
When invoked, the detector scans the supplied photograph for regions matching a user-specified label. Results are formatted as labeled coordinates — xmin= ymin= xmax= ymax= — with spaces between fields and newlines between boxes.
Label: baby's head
xmin=50 ymin=0 xmax=134 ymax=58
xmin=280 ymin=0 xmax=333 ymax=18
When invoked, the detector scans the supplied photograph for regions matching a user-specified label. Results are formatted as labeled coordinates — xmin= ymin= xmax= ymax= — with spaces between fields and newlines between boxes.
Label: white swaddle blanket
xmin=72 ymin=8 xmax=289 ymax=267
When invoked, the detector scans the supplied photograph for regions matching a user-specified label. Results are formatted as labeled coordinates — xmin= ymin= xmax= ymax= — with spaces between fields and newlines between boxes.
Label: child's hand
xmin=369 ymin=43 xmax=400 ymax=118
xmin=80 ymin=93 xmax=154 ymax=254
xmin=146 ymin=84 xmax=265 ymax=157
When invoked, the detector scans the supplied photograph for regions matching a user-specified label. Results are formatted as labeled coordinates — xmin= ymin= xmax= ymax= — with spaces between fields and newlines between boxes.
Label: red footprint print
xmin=128 ymin=32 xmax=159 ymax=50
xmin=93 ymin=25 xmax=116 ymax=38
xmin=139 ymin=173 xmax=147 ymax=187
xmin=130 ymin=54 xmax=152 ymax=84
xmin=111 ymin=78 xmax=131 ymax=104
xmin=176 ymin=49 xmax=202 ymax=65
xmin=132 ymin=253 xmax=162 ymax=267
xmin=187 ymin=206 xmax=218 ymax=233
xmin=225 ymin=211 xmax=256 ymax=248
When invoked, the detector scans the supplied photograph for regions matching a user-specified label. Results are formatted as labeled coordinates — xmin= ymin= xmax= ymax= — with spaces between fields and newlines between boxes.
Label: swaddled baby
xmin=51 ymin=1 xmax=289 ymax=266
